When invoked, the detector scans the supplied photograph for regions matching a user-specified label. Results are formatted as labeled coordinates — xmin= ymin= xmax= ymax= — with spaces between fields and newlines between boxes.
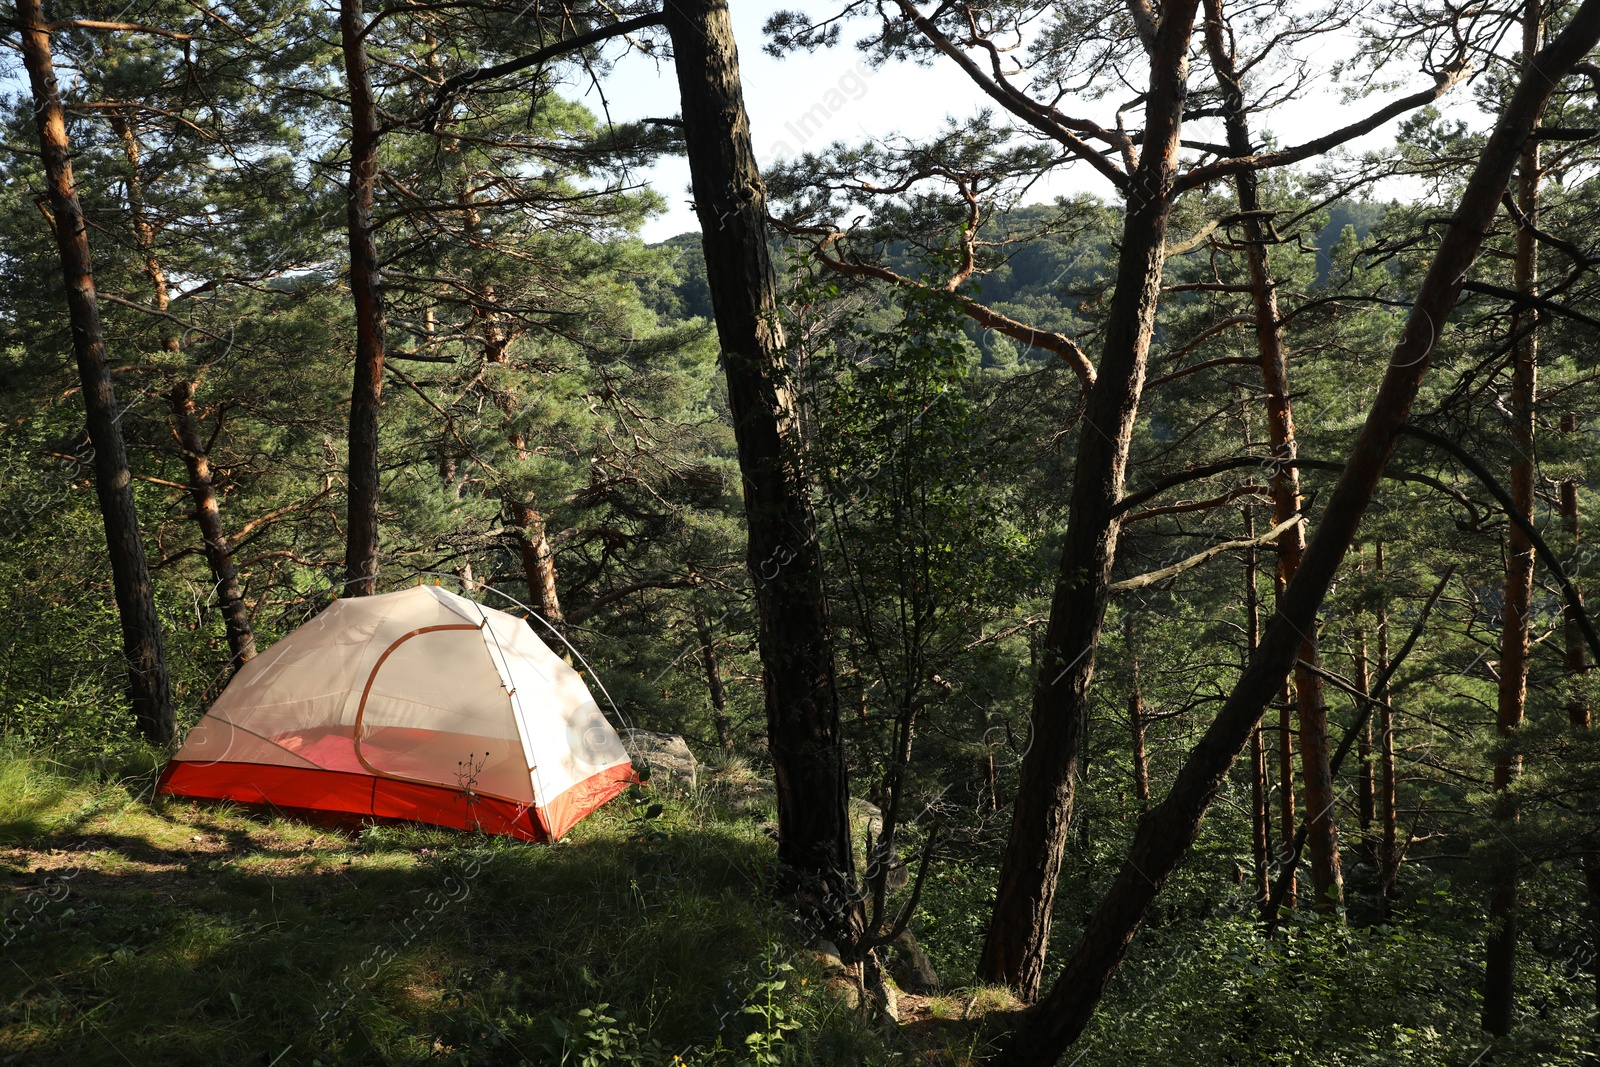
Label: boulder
xmin=617 ymin=729 xmax=698 ymax=790
xmin=854 ymin=800 xmax=911 ymax=892
xmin=888 ymin=929 xmax=941 ymax=994
xmin=871 ymin=972 xmax=900 ymax=1023
xmin=810 ymin=939 xmax=847 ymax=975
xmin=824 ymin=976 xmax=860 ymax=1010
xmin=850 ymin=797 xmax=883 ymax=837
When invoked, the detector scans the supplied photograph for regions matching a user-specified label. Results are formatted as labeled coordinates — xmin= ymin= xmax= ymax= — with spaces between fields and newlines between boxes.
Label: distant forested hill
xmin=645 ymin=199 xmax=1391 ymax=337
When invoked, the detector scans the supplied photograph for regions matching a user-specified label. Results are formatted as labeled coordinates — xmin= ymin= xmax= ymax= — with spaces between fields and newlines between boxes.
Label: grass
xmin=0 ymin=753 xmax=934 ymax=1066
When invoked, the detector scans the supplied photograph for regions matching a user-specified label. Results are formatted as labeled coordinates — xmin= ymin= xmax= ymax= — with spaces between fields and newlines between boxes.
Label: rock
xmin=888 ymin=929 xmax=941 ymax=994
xmin=811 ymin=939 xmax=846 ymax=975
xmin=850 ymin=797 xmax=883 ymax=838
xmin=854 ymin=800 xmax=910 ymax=892
xmin=871 ymin=972 xmax=900 ymax=1023
xmin=824 ymin=976 xmax=860 ymax=1010
xmin=617 ymin=729 xmax=698 ymax=790
xmin=718 ymin=771 xmax=773 ymax=819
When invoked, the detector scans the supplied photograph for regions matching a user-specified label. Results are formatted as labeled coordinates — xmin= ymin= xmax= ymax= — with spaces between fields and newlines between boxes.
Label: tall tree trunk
xmin=1561 ymin=406 xmax=1587 ymax=1023
xmin=1483 ymin=1 xmax=1542 ymax=1035
xmin=977 ymin=0 xmax=1203 ymax=998
xmin=663 ymin=0 xmax=858 ymax=943
xmin=1562 ymin=410 xmax=1589 ymax=726
xmin=695 ymin=606 xmax=735 ymax=754
xmin=169 ymin=381 xmax=256 ymax=669
xmin=510 ymin=500 xmax=562 ymax=625
xmin=1277 ymin=578 xmax=1298 ymax=908
xmin=1377 ymin=542 xmax=1399 ymax=914
xmin=981 ymin=11 xmax=1600 ymax=1059
xmin=1354 ymin=627 xmax=1375 ymax=860
xmin=1128 ymin=648 xmax=1151 ymax=807
xmin=340 ymin=0 xmax=386 ymax=597
xmin=1203 ymin=0 xmax=1342 ymax=913
xmin=18 ymin=0 xmax=175 ymax=742
xmin=1245 ymin=511 xmax=1270 ymax=910
xmin=1585 ymin=857 xmax=1600 ymax=1031
xmin=1566 ymin=414 xmax=1597 ymax=1030
xmin=472 ymin=278 xmax=565 ymax=631
xmin=109 ymin=113 xmax=255 ymax=669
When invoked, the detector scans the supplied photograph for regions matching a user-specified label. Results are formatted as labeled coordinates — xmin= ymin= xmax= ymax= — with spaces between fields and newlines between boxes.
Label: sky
xmin=0 ymin=6 xmax=1473 ymax=244
xmin=575 ymin=5 xmax=1456 ymax=244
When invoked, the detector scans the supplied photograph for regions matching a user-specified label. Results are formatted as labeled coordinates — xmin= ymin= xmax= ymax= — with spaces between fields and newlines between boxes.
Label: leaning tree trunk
xmin=18 ymin=0 xmax=175 ymax=742
xmin=982 ymin=9 xmax=1600 ymax=1060
xmin=1483 ymin=0 xmax=1542 ymax=1036
xmin=976 ymin=0 xmax=1204 ymax=998
xmin=664 ymin=0 xmax=859 ymax=943
xmin=340 ymin=0 xmax=387 ymax=597
xmin=1203 ymin=0 xmax=1342 ymax=912
xmin=109 ymin=113 xmax=255 ymax=669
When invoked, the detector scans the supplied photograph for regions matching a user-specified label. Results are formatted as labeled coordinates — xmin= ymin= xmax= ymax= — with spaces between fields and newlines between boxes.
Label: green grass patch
xmin=0 ymin=756 xmax=910 ymax=1066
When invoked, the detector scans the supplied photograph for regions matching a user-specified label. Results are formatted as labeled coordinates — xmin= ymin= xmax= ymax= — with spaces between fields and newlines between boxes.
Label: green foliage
xmin=548 ymin=1004 xmax=666 ymax=1066
xmin=739 ymin=952 xmax=805 ymax=1065
xmin=1079 ymin=907 xmax=1483 ymax=1066
xmin=6 ymin=3 xmax=1600 ymax=1061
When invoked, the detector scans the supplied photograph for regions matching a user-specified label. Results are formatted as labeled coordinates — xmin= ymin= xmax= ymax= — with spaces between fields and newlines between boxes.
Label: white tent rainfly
xmin=158 ymin=585 xmax=635 ymax=840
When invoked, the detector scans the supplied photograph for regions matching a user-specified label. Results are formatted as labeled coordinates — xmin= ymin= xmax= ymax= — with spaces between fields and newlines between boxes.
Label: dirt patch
xmin=0 ymin=817 xmax=362 ymax=912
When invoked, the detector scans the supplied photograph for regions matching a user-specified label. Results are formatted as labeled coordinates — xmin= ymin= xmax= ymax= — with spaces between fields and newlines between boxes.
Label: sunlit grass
xmin=0 ymin=755 xmax=903 ymax=1066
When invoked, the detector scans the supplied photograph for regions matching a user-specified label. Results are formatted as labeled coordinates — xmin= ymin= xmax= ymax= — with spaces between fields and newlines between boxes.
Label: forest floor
xmin=0 ymin=755 xmax=996 ymax=1066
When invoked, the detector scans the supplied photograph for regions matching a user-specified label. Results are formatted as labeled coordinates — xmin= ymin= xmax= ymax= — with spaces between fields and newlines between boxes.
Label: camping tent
xmin=158 ymin=585 xmax=634 ymax=841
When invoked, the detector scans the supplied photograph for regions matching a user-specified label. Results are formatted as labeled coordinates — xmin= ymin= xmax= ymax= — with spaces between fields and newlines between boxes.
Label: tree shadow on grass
xmin=0 ymin=814 xmax=839 ymax=1066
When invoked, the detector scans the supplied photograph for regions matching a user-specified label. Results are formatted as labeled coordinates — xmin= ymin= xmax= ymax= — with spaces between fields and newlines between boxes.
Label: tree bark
xmin=18 ymin=0 xmax=175 ymax=743
xmin=109 ymin=113 xmax=255 ymax=670
xmin=1377 ymin=543 xmax=1398 ymax=914
xmin=663 ymin=0 xmax=858 ymax=941
xmin=695 ymin=606 xmax=735 ymax=754
xmin=473 ymin=281 xmax=565 ymax=631
xmin=1245 ymin=511 xmax=1270 ymax=910
xmin=1277 ymin=671 xmax=1298 ymax=909
xmin=1483 ymin=1 xmax=1542 ymax=1036
xmin=1574 ymin=432 xmax=1600 ymax=1047
xmin=1562 ymin=410 xmax=1589 ymax=727
xmin=1129 ymin=652 xmax=1151 ymax=807
xmin=511 ymin=497 xmax=563 ymax=627
xmin=341 ymin=0 xmax=387 ymax=597
xmin=977 ymin=0 xmax=1203 ymax=998
xmin=981 ymin=9 xmax=1600 ymax=1059
xmin=169 ymin=380 xmax=256 ymax=669
xmin=1355 ymin=627 xmax=1375 ymax=859
xmin=1203 ymin=0 xmax=1342 ymax=913
xmin=1585 ymin=856 xmax=1600 ymax=1031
